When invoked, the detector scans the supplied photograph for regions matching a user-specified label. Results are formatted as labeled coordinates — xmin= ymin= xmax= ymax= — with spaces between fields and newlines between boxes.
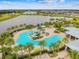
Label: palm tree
xmin=44 ymin=22 xmax=50 ymax=27
xmin=1 ymin=46 xmax=13 ymax=59
xmin=62 ymin=37 xmax=68 ymax=43
xmin=49 ymin=44 xmax=55 ymax=55
xmin=53 ymin=20 xmax=65 ymax=32
xmin=25 ymin=25 xmax=34 ymax=29
xmin=0 ymin=32 xmax=9 ymax=59
xmin=10 ymin=26 xmax=15 ymax=30
xmin=39 ymin=40 xmax=46 ymax=57
xmin=69 ymin=49 xmax=79 ymax=59
xmin=0 ymin=37 xmax=5 ymax=59
xmin=49 ymin=42 xmax=60 ymax=56
xmin=5 ymin=37 xmax=14 ymax=46
xmin=14 ymin=25 xmax=19 ymax=29
xmin=37 ymin=24 xmax=41 ymax=30
xmin=7 ymin=28 xmax=11 ymax=31
xmin=39 ymin=40 xmax=46 ymax=51
xmin=18 ymin=45 xmax=24 ymax=57
xmin=0 ymin=32 xmax=14 ymax=59
xmin=25 ymin=43 xmax=34 ymax=58
xmin=13 ymin=46 xmax=21 ymax=59
xmin=68 ymin=49 xmax=77 ymax=59
xmin=19 ymin=24 xmax=24 ymax=28
xmin=5 ymin=46 xmax=13 ymax=55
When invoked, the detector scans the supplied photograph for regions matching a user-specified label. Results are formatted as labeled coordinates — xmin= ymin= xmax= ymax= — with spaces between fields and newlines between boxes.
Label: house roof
xmin=65 ymin=27 xmax=79 ymax=38
xmin=66 ymin=40 xmax=79 ymax=51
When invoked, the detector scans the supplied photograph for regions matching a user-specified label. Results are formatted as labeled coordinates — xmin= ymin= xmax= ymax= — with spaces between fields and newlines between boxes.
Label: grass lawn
xmin=71 ymin=19 xmax=79 ymax=23
xmin=0 ymin=14 xmax=20 ymax=21
xmin=70 ymin=17 xmax=79 ymax=23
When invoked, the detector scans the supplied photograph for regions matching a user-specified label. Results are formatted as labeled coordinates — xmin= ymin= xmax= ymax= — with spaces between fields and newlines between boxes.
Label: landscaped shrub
xmin=31 ymin=49 xmax=40 ymax=56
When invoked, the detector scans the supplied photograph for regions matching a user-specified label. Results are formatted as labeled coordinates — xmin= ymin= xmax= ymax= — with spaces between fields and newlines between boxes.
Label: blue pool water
xmin=16 ymin=32 xmax=61 ymax=48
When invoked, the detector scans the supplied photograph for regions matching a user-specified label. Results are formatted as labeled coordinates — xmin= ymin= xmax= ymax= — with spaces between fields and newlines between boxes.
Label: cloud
xmin=0 ymin=0 xmax=79 ymax=10
xmin=60 ymin=0 xmax=65 ymax=2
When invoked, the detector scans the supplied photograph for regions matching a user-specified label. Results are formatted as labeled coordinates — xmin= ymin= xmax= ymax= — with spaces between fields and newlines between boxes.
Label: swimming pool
xmin=16 ymin=32 xmax=61 ymax=48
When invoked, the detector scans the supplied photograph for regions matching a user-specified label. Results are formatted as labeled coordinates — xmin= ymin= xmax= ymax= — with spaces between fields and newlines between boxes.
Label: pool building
xmin=65 ymin=27 xmax=79 ymax=51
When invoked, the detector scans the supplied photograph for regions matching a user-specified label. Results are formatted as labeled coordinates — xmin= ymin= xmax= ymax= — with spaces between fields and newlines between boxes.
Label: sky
xmin=0 ymin=0 xmax=79 ymax=10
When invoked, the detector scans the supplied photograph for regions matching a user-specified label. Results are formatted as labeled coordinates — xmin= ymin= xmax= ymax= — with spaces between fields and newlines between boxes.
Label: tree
xmin=0 ymin=37 xmax=5 ymax=59
xmin=25 ymin=25 xmax=35 ymax=29
xmin=13 ymin=46 xmax=21 ymax=59
xmin=0 ymin=32 xmax=14 ymax=59
xmin=18 ymin=45 xmax=24 ymax=57
xmin=39 ymin=40 xmax=46 ymax=58
xmin=44 ymin=22 xmax=51 ymax=27
xmin=68 ymin=49 xmax=79 ymax=59
xmin=39 ymin=40 xmax=46 ymax=51
xmin=49 ymin=41 xmax=61 ymax=56
xmin=4 ymin=37 xmax=14 ymax=46
xmin=25 ymin=43 xmax=34 ymax=58
xmin=53 ymin=20 xmax=65 ymax=32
